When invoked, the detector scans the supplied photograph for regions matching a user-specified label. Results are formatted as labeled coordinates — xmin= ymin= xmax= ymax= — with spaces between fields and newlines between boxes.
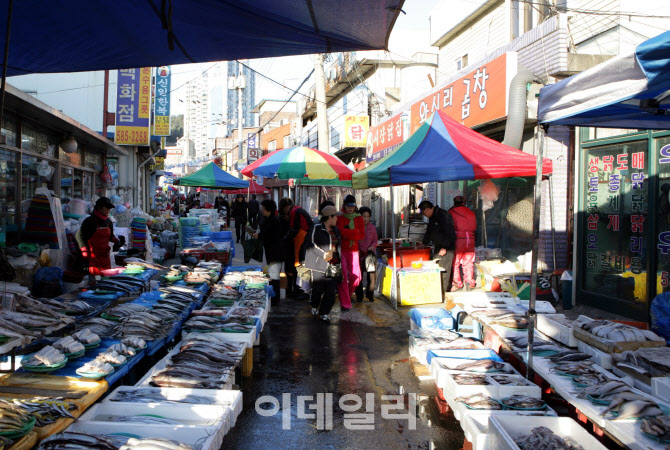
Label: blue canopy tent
xmin=0 ymin=1 xmax=405 ymax=75
xmin=538 ymin=30 xmax=670 ymax=129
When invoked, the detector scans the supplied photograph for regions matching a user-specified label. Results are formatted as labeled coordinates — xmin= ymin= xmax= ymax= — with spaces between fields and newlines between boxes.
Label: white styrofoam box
xmin=610 ymin=366 xmax=653 ymax=396
xmin=490 ymin=374 xmax=542 ymax=399
xmin=489 ymin=415 xmax=608 ymax=450
xmin=577 ymin=339 xmax=613 ymax=369
xmin=431 ymin=358 xmax=519 ymax=393
xmin=65 ymin=421 xmax=221 ymax=450
xmin=440 ymin=372 xmax=497 ymax=400
xmin=652 ymin=377 xmax=670 ymax=404
xmin=516 ymin=300 xmax=556 ymax=314
xmin=536 ymin=314 xmax=578 ymax=347
xmin=79 ymin=403 xmax=231 ymax=434
xmin=461 ymin=414 xmax=490 ymax=450
xmin=103 ymin=387 xmax=243 ymax=422
xmin=135 ymin=346 xmax=234 ymax=389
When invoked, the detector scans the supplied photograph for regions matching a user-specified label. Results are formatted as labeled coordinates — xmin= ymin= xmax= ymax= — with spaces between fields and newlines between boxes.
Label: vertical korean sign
xmin=153 ymin=66 xmax=171 ymax=136
xmin=115 ymin=68 xmax=152 ymax=145
xmin=344 ymin=115 xmax=369 ymax=148
xmin=409 ymin=53 xmax=513 ymax=133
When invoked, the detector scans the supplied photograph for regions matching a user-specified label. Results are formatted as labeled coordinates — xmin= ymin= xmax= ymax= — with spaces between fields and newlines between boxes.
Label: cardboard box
xmin=279 ymin=273 xmax=287 ymax=289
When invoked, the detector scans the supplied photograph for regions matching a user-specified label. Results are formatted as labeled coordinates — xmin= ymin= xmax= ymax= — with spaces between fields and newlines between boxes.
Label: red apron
xmin=82 ymin=225 xmax=112 ymax=276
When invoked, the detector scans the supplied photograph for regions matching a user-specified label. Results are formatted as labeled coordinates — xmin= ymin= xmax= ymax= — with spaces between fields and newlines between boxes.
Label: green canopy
xmin=173 ymin=163 xmax=249 ymax=189
xmin=299 ymin=178 xmax=353 ymax=187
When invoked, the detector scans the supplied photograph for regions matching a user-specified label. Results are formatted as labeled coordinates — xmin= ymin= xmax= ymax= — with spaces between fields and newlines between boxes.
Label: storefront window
xmin=59 ymin=145 xmax=82 ymax=166
xmin=582 ymin=141 xmax=648 ymax=303
xmin=0 ymin=149 xmax=17 ymax=246
xmin=21 ymin=155 xmax=55 ymax=221
xmin=656 ymin=137 xmax=670 ymax=294
xmin=1 ymin=112 xmax=17 ymax=147
xmin=84 ymin=150 xmax=103 ymax=171
xmin=60 ymin=166 xmax=74 ymax=200
xmin=21 ymin=123 xmax=56 ymax=157
xmin=82 ymin=171 xmax=93 ymax=201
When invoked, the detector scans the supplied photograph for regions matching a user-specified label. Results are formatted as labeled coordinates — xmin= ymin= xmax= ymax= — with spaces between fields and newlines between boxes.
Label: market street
xmin=221 ymin=246 xmax=464 ymax=449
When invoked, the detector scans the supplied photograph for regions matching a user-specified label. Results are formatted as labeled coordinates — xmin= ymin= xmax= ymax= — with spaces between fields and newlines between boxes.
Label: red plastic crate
xmin=205 ymin=251 xmax=230 ymax=264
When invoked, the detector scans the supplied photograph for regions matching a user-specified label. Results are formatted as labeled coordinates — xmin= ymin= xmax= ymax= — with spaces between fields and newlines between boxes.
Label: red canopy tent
xmin=225 ymin=180 xmax=269 ymax=195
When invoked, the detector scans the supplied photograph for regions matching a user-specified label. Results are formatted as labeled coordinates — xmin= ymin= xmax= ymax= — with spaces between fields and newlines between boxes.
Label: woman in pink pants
xmin=336 ymin=195 xmax=365 ymax=312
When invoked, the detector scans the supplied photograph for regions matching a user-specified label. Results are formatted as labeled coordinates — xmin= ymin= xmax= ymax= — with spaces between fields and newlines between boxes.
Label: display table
xmin=377 ymin=262 xmax=443 ymax=309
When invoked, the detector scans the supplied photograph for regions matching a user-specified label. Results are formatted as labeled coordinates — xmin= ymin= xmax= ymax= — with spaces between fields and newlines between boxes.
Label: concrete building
xmin=227 ymin=62 xmax=257 ymax=132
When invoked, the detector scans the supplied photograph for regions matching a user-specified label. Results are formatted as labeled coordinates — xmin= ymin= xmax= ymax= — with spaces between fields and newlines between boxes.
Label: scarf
xmin=343 ymin=212 xmax=360 ymax=229
xmin=93 ymin=209 xmax=109 ymax=221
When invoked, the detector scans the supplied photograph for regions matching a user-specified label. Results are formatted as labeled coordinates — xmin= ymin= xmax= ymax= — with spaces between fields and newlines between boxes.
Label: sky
xmin=169 ymin=0 xmax=440 ymax=116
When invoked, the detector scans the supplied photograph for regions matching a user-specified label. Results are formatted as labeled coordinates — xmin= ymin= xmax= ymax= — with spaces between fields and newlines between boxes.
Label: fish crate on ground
xmin=489 ymin=415 xmax=608 ymax=450
xmin=535 ymin=313 xmax=578 ymax=347
xmin=64 ymin=421 xmax=221 ymax=450
xmin=78 ymin=402 xmax=233 ymax=435
xmin=103 ymin=386 xmax=243 ymax=420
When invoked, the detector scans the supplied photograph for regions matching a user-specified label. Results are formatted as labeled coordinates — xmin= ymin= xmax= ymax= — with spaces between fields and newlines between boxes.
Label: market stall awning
xmin=241 ymin=146 xmax=353 ymax=180
xmin=2 ymin=1 xmax=404 ymax=75
xmin=538 ymin=30 xmax=670 ymax=129
xmin=352 ymin=110 xmax=553 ymax=189
xmin=173 ymin=163 xmax=249 ymax=189
xmin=226 ymin=180 xmax=269 ymax=195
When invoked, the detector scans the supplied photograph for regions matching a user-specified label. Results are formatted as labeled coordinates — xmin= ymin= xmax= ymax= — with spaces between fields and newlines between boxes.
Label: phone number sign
xmin=115 ymin=67 xmax=152 ymax=146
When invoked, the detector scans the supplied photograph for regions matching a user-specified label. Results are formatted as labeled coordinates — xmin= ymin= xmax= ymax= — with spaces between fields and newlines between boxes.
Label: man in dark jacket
xmin=419 ymin=200 xmax=456 ymax=293
xmin=247 ymin=194 xmax=260 ymax=229
xmin=231 ymin=194 xmax=248 ymax=243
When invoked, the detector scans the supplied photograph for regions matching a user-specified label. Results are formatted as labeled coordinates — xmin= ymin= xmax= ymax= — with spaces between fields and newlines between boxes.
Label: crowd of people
xmin=162 ymin=189 xmax=478 ymax=323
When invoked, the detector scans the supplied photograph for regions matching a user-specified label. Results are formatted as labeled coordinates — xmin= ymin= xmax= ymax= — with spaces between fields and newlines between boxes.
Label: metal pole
xmin=0 ymin=0 xmax=13 ymax=140
xmin=314 ymin=54 xmax=329 ymax=152
xmin=237 ymin=61 xmax=244 ymax=178
xmin=548 ymin=174 xmax=557 ymax=271
xmin=526 ymin=125 xmax=545 ymax=379
xmin=390 ymin=184 xmax=398 ymax=310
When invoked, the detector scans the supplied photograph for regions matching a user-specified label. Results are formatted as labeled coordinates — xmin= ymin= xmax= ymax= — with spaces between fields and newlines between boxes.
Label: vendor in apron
xmin=78 ymin=197 xmax=120 ymax=278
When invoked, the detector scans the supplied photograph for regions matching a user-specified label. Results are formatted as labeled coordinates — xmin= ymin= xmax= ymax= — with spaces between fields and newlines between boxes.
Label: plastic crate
xmin=205 ymin=251 xmax=230 ymax=265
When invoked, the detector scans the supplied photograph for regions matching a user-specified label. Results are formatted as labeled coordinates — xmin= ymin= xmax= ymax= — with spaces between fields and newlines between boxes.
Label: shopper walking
xmin=449 ymin=196 xmax=477 ymax=290
xmin=354 ymin=206 xmax=378 ymax=302
xmin=248 ymin=194 xmax=260 ymax=229
xmin=78 ymin=197 xmax=120 ymax=278
xmin=279 ymin=197 xmax=312 ymax=267
xmin=335 ymin=195 xmax=365 ymax=312
xmin=304 ymin=205 xmax=342 ymax=322
xmin=251 ymin=199 xmax=283 ymax=305
xmin=419 ymin=200 xmax=456 ymax=294
xmin=231 ymin=194 xmax=248 ymax=243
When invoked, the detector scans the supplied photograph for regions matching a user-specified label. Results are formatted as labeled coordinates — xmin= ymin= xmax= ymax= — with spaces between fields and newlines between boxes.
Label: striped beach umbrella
xmin=241 ymin=146 xmax=353 ymax=181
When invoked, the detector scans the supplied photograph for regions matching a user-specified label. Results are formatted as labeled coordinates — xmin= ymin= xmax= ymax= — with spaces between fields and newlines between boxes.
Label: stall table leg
xmin=242 ymin=347 xmax=253 ymax=377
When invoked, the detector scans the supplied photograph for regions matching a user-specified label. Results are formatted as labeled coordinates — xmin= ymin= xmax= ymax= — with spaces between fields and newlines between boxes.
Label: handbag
xmin=0 ymin=246 xmax=15 ymax=282
xmin=364 ymin=252 xmax=377 ymax=273
xmin=325 ymin=262 xmax=343 ymax=284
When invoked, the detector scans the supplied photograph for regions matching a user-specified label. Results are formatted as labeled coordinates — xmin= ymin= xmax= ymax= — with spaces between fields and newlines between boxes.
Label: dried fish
xmin=640 ymin=416 xmax=670 ymax=441
xmin=23 ymin=345 xmax=66 ymax=366
xmin=71 ymin=328 xmax=100 ymax=345
xmin=515 ymin=426 xmax=584 ymax=450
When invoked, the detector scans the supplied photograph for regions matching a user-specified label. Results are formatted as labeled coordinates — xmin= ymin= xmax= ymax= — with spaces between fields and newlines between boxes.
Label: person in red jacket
xmin=448 ymin=196 xmax=477 ymax=290
xmin=336 ymin=195 xmax=365 ymax=312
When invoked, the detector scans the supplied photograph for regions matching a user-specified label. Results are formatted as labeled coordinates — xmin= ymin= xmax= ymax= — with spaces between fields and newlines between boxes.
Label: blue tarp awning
xmin=538 ymin=29 xmax=670 ymax=129
xmin=2 ymin=1 xmax=405 ymax=75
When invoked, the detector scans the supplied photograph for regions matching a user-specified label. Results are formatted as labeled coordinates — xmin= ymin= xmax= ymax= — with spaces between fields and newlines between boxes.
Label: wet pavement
xmin=220 ymin=241 xmax=465 ymax=449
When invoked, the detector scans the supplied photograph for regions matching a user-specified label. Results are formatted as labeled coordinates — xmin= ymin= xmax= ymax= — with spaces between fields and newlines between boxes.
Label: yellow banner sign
xmin=344 ymin=115 xmax=369 ymax=148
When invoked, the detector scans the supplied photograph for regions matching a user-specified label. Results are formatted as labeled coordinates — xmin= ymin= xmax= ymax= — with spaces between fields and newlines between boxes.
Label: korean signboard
xmin=115 ymin=68 xmax=152 ymax=146
xmin=366 ymin=113 xmax=404 ymax=163
xmin=410 ymin=53 xmax=514 ymax=133
xmin=153 ymin=66 xmax=171 ymax=136
xmin=344 ymin=115 xmax=369 ymax=148
xmin=248 ymin=148 xmax=262 ymax=163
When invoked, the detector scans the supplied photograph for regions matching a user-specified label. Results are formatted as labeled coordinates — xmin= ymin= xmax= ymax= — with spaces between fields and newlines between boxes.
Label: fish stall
xmin=0 ymin=255 xmax=271 ymax=449
xmin=409 ymin=289 xmax=670 ymax=450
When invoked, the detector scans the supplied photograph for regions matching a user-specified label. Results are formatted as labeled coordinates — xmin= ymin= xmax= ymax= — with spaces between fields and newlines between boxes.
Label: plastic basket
xmin=205 ymin=252 xmax=230 ymax=265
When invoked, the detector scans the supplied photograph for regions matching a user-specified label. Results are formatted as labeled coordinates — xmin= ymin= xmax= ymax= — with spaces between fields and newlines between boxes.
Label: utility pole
xmin=230 ymin=61 xmax=246 ymax=178
xmin=314 ymin=54 xmax=329 ymax=152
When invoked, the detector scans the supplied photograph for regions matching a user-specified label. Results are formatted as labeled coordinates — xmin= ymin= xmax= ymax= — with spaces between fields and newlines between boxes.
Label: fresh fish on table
xmin=575 ymin=380 xmax=629 ymax=399
xmin=151 ymin=370 xmax=229 ymax=389
xmin=109 ymin=388 xmax=214 ymax=405
xmin=40 ymin=298 xmax=95 ymax=314
xmin=109 ymin=415 xmax=182 ymax=425
xmin=119 ymin=437 xmax=193 ymax=450
xmin=606 ymin=399 xmax=663 ymax=420
xmin=500 ymin=395 xmax=546 ymax=410
xmin=455 ymin=394 xmax=502 ymax=410
xmin=600 ymin=391 xmax=653 ymax=416
xmin=0 ymin=317 xmax=41 ymax=344
xmin=38 ymin=431 xmax=119 ymax=449
xmin=9 ymin=398 xmax=77 ymax=426
xmin=0 ymin=309 xmax=65 ymax=329
xmin=491 ymin=375 xmax=534 ymax=386
xmin=452 ymin=374 xmax=489 ymax=385
xmin=489 ymin=314 xmax=529 ymax=329
xmin=548 ymin=350 xmax=592 ymax=363
xmin=15 ymin=294 xmax=75 ymax=322
xmin=515 ymin=426 xmax=584 ymax=450
xmin=640 ymin=416 xmax=670 ymax=441
xmin=572 ymin=372 xmax=611 ymax=387
xmin=452 ymin=359 xmax=505 ymax=372
xmin=550 ymin=362 xmax=597 ymax=377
